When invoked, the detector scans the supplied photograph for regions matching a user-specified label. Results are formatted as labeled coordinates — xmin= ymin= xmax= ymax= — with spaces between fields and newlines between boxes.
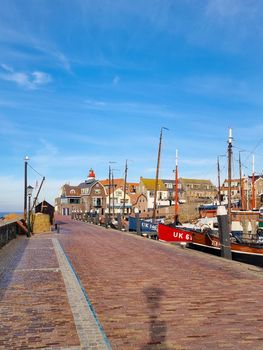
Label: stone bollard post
xmin=217 ymin=206 xmax=232 ymax=260
xmin=105 ymin=214 xmax=109 ymax=228
xmin=135 ymin=213 xmax=141 ymax=235
xmin=117 ymin=213 xmax=122 ymax=231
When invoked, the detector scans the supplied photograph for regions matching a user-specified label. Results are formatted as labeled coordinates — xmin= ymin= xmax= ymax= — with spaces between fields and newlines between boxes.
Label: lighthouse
xmin=86 ymin=168 xmax=96 ymax=182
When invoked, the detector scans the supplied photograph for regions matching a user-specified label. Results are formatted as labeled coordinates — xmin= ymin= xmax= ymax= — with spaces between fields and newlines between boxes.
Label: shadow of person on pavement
xmin=141 ymin=286 xmax=170 ymax=350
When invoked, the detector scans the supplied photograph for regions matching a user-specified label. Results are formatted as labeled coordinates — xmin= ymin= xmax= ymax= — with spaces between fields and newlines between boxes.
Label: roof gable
xmin=140 ymin=178 xmax=166 ymax=191
xmin=62 ymin=184 xmax=81 ymax=197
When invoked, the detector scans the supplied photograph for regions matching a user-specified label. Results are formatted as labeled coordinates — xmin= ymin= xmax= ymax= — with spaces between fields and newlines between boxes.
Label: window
xmin=120 ymin=199 xmax=129 ymax=203
xmin=70 ymin=189 xmax=75 ymax=194
xmin=69 ymin=198 xmax=80 ymax=204
xmin=92 ymin=197 xmax=102 ymax=207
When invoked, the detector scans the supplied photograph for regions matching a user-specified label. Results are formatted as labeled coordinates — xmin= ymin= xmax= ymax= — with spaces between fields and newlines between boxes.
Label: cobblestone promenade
xmin=1 ymin=217 xmax=263 ymax=350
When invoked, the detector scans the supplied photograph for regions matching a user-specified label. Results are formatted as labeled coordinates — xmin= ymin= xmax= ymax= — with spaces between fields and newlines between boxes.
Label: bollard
xmin=56 ymin=224 xmax=60 ymax=233
xmin=105 ymin=214 xmax=109 ymax=228
xmin=135 ymin=213 xmax=141 ymax=235
xmin=217 ymin=206 xmax=232 ymax=260
xmin=95 ymin=213 xmax=99 ymax=225
xmin=117 ymin=213 xmax=122 ymax=231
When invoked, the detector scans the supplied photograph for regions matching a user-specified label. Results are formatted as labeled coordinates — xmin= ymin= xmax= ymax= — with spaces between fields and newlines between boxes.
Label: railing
xmin=0 ymin=219 xmax=19 ymax=248
xmin=70 ymin=212 xmax=158 ymax=239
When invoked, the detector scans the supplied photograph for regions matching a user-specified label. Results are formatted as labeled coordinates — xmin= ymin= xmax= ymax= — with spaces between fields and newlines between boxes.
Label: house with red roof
xmin=55 ymin=184 xmax=81 ymax=215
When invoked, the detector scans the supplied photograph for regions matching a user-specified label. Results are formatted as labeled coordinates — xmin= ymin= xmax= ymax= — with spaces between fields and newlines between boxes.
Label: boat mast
xmin=239 ymin=152 xmax=244 ymax=210
xmin=108 ymin=165 xmax=111 ymax=219
xmin=24 ymin=156 xmax=29 ymax=220
xmin=227 ymin=128 xmax=233 ymax=221
xmin=174 ymin=149 xmax=179 ymax=223
xmin=112 ymin=170 xmax=115 ymax=218
xmin=217 ymin=156 xmax=221 ymax=205
xmin=152 ymin=127 xmax=168 ymax=223
xmin=251 ymin=154 xmax=255 ymax=209
xmin=122 ymin=160 xmax=128 ymax=218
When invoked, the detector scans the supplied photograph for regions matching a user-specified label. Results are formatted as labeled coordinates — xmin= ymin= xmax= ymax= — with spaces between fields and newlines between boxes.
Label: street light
xmin=27 ymin=185 xmax=34 ymax=237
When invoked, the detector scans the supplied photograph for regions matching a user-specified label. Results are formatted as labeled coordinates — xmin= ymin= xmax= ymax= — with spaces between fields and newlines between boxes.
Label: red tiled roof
xmin=129 ymin=193 xmax=147 ymax=205
xmin=100 ymin=179 xmax=138 ymax=194
xmin=63 ymin=184 xmax=81 ymax=197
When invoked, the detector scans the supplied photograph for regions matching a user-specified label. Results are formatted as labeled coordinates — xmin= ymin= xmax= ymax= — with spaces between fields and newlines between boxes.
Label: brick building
xmin=79 ymin=169 xmax=107 ymax=215
xmin=55 ymin=184 xmax=81 ymax=216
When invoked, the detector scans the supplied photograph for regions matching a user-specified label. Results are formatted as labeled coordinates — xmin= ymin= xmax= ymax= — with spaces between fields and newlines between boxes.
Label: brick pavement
xmin=1 ymin=218 xmax=263 ymax=350
xmin=57 ymin=218 xmax=263 ymax=350
xmin=0 ymin=233 xmax=111 ymax=350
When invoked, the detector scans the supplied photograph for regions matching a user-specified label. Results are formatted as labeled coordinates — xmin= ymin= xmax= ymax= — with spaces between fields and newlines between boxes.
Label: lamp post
xmin=27 ymin=185 xmax=34 ymax=237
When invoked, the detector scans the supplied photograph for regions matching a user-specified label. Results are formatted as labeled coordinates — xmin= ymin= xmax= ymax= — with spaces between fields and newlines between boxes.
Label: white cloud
xmin=53 ymin=51 xmax=71 ymax=72
xmin=83 ymin=98 xmax=177 ymax=119
xmin=113 ymin=75 xmax=120 ymax=85
xmin=0 ymin=64 xmax=52 ymax=89
xmin=1 ymin=63 xmax=13 ymax=72
xmin=31 ymin=71 xmax=52 ymax=85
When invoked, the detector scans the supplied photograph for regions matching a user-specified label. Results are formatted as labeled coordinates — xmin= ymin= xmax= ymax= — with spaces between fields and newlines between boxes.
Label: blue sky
xmin=1 ymin=0 xmax=263 ymax=211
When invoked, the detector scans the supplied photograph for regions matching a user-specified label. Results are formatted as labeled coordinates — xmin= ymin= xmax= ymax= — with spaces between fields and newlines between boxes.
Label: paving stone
xmin=2 ymin=217 xmax=263 ymax=350
xmin=0 ymin=236 xmax=80 ymax=350
xmin=58 ymin=217 xmax=263 ymax=350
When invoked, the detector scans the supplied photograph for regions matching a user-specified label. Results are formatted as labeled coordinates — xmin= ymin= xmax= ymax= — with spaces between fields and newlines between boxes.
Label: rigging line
xmin=233 ymin=157 xmax=248 ymax=169
xmin=27 ymin=163 xmax=45 ymax=178
xmin=233 ymin=145 xmax=263 ymax=158
xmin=243 ymin=137 xmax=263 ymax=163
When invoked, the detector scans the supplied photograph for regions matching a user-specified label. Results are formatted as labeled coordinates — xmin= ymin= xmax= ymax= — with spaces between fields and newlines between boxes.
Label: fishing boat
xmin=191 ymin=227 xmax=263 ymax=267
xmin=158 ymin=223 xmax=193 ymax=243
xmin=158 ymin=219 xmax=263 ymax=266
xmin=188 ymin=129 xmax=263 ymax=267
xmin=128 ymin=216 xmax=158 ymax=238
xmin=159 ymin=129 xmax=263 ymax=267
xmin=157 ymin=149 xmax=195 ymax=243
